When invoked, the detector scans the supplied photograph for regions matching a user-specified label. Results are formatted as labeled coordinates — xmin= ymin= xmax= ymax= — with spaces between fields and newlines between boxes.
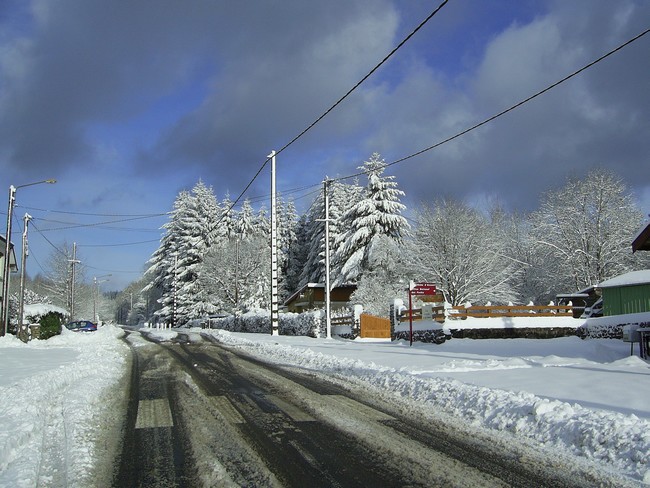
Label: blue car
xmin=64 ymin=320 xmax=97 ymax=332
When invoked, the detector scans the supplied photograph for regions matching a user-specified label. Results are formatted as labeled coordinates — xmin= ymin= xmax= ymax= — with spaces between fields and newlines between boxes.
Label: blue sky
xmin=1 ymin=0 xmax=649 ymax=290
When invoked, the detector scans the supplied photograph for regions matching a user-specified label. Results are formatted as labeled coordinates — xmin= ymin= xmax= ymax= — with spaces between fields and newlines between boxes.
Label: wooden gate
xmin=360 ymin=313 xmax=391 ymax=338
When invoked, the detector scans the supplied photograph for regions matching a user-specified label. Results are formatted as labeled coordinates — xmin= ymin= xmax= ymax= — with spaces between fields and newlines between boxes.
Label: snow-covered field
xmin=1 ymin=321 xmax=648 ymax=485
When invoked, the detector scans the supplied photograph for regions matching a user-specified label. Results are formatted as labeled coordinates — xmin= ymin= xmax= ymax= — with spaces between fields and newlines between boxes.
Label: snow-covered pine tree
xmin=333 ymin=153 xmax=408 ymax=286
xmin=175 ymin=181 xmax=221 ymax=321
xmin=143 ymin=189 xmax=191 ymax=324
xmin=220 ymin=194 xmax=237 ymax=239
xmin=285 ymin=213 xmax=309 ymax=295
xmin=300 ymin=192 xmax=326 ymax=285
xmin=144 ymin=181 xmax=221 ymax=326
xmin=300 ymin=180 xmax=364 ymax=286
xmin=236 ymin=198 xmax=256 ymax=239
xmin=276 ymin=196 xmax=299 ymax=300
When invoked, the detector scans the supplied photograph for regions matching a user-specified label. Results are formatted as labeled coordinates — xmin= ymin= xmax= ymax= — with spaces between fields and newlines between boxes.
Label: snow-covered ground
xmin=189 ymin=327 xmax=650 ymax=485
xmin=0 ymin=325 xmax=129 ymax=487
xmin=1 ymin=321 xmax=648 ymax=485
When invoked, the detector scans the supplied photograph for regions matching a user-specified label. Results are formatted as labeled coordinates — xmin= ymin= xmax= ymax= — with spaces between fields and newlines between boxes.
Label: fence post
xmin=352 ymin=304 xmax=363 ymax=337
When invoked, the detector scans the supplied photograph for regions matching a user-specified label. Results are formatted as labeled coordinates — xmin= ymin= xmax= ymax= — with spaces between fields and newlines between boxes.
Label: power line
xmin=16 ymin=205 xmax=169 ymax=218
xmin=34 ymin=214 xmax=166 ymax=232
xmin=224 ymin=0 xmax=450 ymax=215
xmin=333 ymin=26 xmax=650 ymax=183
xmin=78 ymin=239 xmax=161 ymax=248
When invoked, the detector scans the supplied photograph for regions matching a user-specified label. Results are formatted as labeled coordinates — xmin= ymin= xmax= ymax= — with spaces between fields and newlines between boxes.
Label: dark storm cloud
xmin=365 ymin=0 xmax=650 ymax=212
xmin=139 ymin=0 xmax=399 ymax=195
xmin=1 ymin=0 xmax=648 ymax=212
xmin=0 ymin=0 xmax=221 ymax=174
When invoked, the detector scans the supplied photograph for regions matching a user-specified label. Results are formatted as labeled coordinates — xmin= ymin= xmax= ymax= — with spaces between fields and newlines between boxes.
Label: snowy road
xmin=113 ymin=330 xmax=620 ymax=487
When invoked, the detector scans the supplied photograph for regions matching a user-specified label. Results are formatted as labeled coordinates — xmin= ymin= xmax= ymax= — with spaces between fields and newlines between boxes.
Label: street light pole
xmin=1 ymin=179 xmax=56 ymax=336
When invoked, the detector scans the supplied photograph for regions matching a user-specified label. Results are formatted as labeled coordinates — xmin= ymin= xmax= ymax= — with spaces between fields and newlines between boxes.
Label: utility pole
xmin=322 ymin=178 xmax=332 ymax=339
xmin=17 ymin=213 xmax=31 ymax=342
xmin=269 ymin=150 xmax=279 ymax=336
xmin=2 ymin=179 xmax=55 ymax=336
xmin=68 ymin=242 xmax=80 ymax=320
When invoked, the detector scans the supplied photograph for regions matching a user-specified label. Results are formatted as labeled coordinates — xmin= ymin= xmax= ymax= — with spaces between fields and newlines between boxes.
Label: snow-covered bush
xmin=206 ymin=310 xmax=323 ymax=337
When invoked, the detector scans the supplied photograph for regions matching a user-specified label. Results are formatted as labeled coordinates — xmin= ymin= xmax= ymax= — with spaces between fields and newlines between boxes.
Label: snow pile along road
xmin=0 ymin=326 xmax=129 ymax=488
xmin=198 ymin=329 xmax=650 ymax=484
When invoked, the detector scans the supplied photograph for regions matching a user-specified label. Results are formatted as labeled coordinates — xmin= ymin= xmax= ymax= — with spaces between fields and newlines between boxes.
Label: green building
xmin=597 ymin=270 xmax=650 ymax=316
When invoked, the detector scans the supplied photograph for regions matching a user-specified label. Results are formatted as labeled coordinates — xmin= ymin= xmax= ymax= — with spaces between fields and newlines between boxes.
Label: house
xmin=632 ymin=220 xmax=650 ymax=252
xmin=283 ymin=283 xmax=357 ymax=313
xmin=596 ymin=270 xmax=650 ymax=316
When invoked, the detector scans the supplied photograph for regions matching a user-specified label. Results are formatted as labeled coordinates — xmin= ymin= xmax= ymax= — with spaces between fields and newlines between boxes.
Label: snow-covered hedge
xmin=204 ymin=309 xmax=324 ymax=338
xmin=578 ymin=312 xmax=650 ymax=339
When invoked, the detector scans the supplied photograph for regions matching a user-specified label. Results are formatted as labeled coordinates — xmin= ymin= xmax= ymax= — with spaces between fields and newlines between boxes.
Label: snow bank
xmin=200 ymin=329 xmax=650 ymax=483
xmin=0 ymin=326 xmax=130 ymax=487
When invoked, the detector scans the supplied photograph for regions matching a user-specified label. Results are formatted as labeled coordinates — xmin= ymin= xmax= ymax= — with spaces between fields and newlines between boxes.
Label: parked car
xmin=64 ymin=320 xmax=97 ymax=332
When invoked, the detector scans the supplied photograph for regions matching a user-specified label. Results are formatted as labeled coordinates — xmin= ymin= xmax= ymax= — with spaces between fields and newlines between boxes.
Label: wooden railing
xmin=399 ymin=307 xmax=445 ymax=322
xmin=449 ymin=304 xmax=573 ymax=319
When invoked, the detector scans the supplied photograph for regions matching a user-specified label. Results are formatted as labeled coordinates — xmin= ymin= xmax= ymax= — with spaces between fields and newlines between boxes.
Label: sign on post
xmin=408 ymin=281 xmax=437 ymax=346
xmin=411 ymin=282 xmax=437 ymax=296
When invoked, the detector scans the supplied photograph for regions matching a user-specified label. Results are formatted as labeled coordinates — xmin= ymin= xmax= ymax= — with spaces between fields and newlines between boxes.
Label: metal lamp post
xmin=1 ymin=179 xmax=56 ymax=336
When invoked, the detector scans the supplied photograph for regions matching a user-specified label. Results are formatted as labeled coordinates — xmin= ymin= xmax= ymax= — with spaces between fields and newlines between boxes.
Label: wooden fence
xmin=448 ymin=304 xmax=573 ymax=319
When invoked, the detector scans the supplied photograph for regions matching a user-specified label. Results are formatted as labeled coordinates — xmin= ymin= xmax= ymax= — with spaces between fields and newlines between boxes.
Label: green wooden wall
xmin=602 ymin=284 xmax=650 ymax=316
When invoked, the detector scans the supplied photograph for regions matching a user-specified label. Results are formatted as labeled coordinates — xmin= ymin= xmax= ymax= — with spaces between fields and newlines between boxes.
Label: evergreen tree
xmin=333 ymin=153 xmax=409 ymax=286
xmin=144 ymin=181 xmax=221 ymax=325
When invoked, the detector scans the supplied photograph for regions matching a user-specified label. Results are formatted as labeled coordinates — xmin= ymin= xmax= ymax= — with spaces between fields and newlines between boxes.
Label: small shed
xmin=597 ymin=270 xmax=650 ymax=316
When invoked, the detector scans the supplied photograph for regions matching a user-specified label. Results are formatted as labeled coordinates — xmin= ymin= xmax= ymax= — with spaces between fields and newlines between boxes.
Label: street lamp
xmin=1 ymin=179 xmax=56 ymax=336
xmin=93 ymin=274 xmax=111 ymax=324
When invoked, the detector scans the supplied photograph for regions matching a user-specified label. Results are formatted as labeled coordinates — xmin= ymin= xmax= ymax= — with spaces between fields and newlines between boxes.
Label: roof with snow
xmin=632 ymin=220 xmax=650 ymax=252
xmin=23 ymin=303 xmax=69 ymax=317
xmin=597 ymin=270 xmax=650 ymax=288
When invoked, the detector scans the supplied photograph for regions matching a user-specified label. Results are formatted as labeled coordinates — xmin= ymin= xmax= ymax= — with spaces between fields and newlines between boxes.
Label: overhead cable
xmin=224 ymin=0 xmax=450 ymax=213
xmin=334 ymin=26 xmax=650 ymax=183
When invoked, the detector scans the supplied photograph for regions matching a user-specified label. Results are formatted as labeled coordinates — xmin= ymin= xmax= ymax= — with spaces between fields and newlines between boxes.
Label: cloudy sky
xmin=0 ymin=0 xmax=648 ymax=290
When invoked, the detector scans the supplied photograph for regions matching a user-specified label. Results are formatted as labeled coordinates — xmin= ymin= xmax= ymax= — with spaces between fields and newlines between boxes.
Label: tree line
xmin=18 ymin=155 xmax=650 ymax=324
xmin=139 ymin=155 xmax=648 ymax=323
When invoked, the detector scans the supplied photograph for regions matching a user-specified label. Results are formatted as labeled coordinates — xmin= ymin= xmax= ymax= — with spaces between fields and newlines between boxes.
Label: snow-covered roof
xmin=632 ymin=220 xmax=650 ymax=252
xmin=597 ymin=270 xmax=650 ymax=288
xmin=23 ymin=303 xmax=69 ymax=317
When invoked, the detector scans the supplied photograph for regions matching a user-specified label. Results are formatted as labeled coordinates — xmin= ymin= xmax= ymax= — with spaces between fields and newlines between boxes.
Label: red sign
xmin=411 ymin=282 xmax=437 ymax=296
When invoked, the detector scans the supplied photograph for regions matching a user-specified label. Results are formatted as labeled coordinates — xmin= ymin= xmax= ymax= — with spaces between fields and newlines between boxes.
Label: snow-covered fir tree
xmin=144 ymin=181 xmax=221 ymax=325
xmin=299 ymin=180 xmax=364 ymax=286
xmin=285 ymin=213 xmax=309 ymax=295
xmin=333 ymin=153 xmax=409 ymax=286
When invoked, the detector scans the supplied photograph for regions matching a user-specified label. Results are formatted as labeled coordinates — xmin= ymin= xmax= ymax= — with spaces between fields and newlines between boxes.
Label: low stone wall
xmin=448 ymin=327 xmax=577 ymax=340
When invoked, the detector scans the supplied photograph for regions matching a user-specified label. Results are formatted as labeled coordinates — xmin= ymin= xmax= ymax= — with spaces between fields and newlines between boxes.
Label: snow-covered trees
xmin=140 ymin=166 xmax=647 ymax=325
xmin=529 ymin=169 xmax=646 ymax=293
xmin=408 ymin=199 xmax=520 ymax=306
xmin=333 ymin=153 xmax=409 ymax=286
xmin=144 ymin=181 xmax=221 ymax=325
